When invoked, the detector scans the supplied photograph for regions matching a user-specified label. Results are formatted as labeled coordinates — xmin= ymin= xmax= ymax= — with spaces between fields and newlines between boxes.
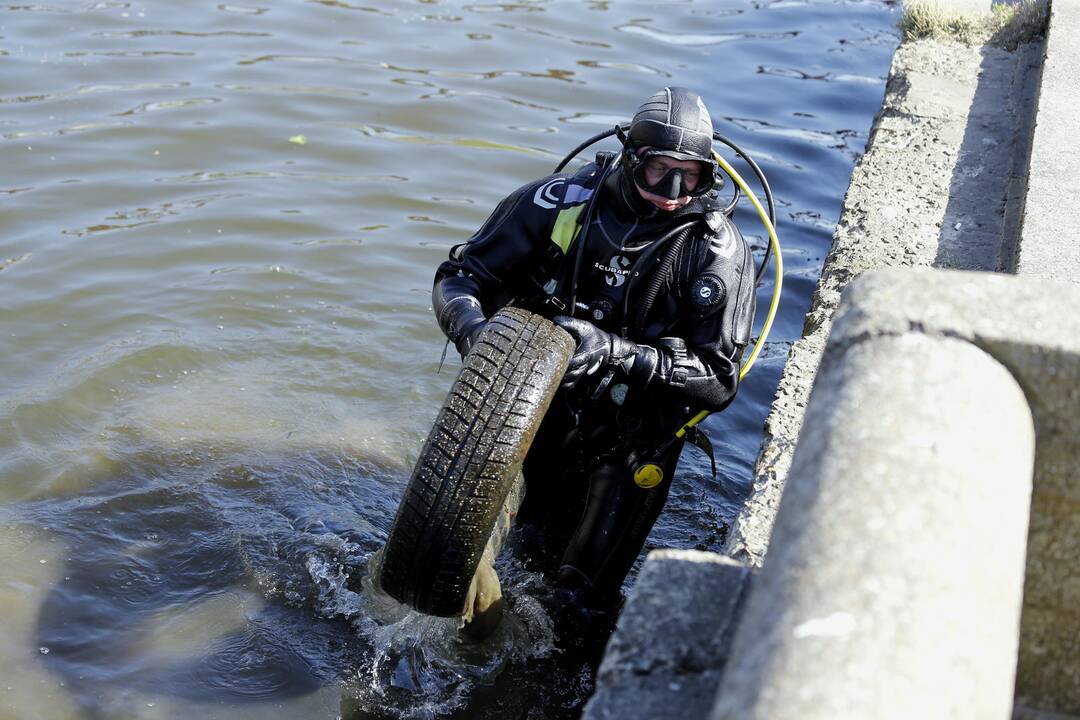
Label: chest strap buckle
xmin=544 ymin=294 xmax=567 ymax=313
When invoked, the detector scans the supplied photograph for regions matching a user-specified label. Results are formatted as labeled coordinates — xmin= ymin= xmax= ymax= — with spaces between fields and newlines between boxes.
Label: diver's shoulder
xmin=519 ymin=165 xmax=600 ymax=212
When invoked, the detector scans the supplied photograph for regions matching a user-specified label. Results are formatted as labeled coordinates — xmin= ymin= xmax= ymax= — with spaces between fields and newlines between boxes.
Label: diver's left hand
xmin=552 ymin=316 xmax=611 ymax=389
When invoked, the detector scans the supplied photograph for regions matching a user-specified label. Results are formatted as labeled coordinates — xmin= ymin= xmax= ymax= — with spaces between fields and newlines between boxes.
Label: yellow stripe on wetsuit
xmin=550 ymin=204 xmax=586 ymax=255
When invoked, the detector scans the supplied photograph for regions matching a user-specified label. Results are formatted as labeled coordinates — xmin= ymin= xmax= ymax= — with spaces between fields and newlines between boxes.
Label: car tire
xmin=378 ymin=307 xmax=573 ymax=617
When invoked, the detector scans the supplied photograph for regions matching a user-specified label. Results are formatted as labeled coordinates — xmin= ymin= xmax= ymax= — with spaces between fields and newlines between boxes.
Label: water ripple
xmin=0 ymin=81 xmax=192 ymax=106
xmin=558 ymin=112 xmax=627 ymax=127
xmin=1 ymin=3 xmax=74 ymax=12
xmin=217 ymin=82 xmax=370 ymax=98
xmin=208 ymin=265 xmax=309 ymax=277
xmin=61 ymin=193 xmax=243 ymax=238
xmin=114 ymin=96 xmax=222 ymax=116
xmin=0 ymin=253 xmax=31 ymax=272
xmin=3 ymin=120 xmax=130 ymax=140
xmin=306 ymin=0 xmax=391 ymax=13
xmin=464 ymin=3 xmax=545 ymax=13
xmin=616 ymin=22 xmax=798 ymax=46
xmin=491 ymin=21 xmax=610 ymax=48
xmin=419 ymin=13 xmax=462 ymax=22
xmin=93 ymin=29 xmax=272 ymax=38
xmin=758 ymin=65 xmax=884 ymax=85
xmin=237 ymin=53 xmax=374 ymax=67
xmin=349 ymin=124 xmax=552 ymax=157
xmin=63 ymin=50 xmax=197 ymax=58
xmin=408 ymin=86 xmax=560 ymax=113
xmin=763 ymin=0 xmax=810 ymax=8
xmin=380 ymin=62 xmax=580 ymax=84
xmin=789 ymin=209 xmax=837 ymax=231
xmin=159 ymin=169 xmax=409 ymax=184
xmin=190 ymin=624 xmax=320 ymax=699
xmin=217 ymin=3 xmax=268 ymax=14
xmin=576 ymin=59 xmax=669 ymax=76
xmin=725 ymin=115 xmax=862 ymax=150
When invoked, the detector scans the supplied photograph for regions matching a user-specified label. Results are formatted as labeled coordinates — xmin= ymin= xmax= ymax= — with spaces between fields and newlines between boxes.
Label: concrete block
xmin=727 ymin=32 xmax=1041 ymax=567
xmin=1017 ymin=0 xmax=1080 ymax=284
xmin=809 ymin=269 xmax=1080 ymax=714
xmin=582 ymin=550 xmax=751 ymax=720
xmin=1014 ymin=707 xmax=1080 ymax=720
xmin=712 ymin=330 xmax=1035 ymax=720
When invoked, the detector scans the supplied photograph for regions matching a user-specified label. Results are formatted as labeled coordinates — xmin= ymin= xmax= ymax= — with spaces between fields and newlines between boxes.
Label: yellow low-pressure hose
xmin=674 ymin=151 xmax=783 ymax=439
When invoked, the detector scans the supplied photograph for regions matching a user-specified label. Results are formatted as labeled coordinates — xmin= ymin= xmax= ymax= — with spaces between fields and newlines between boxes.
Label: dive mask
xmin=628 ymin=149 xmax=717 ymax=200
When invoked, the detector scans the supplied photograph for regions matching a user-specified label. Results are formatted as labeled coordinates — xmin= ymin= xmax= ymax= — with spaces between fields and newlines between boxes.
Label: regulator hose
xmin=625 ymin=220 xmax=696 ymax=337
xmin=713 ymin=150 xmax=781 ymax=383
xmin=670 ymin=151 xmax=784 ymax=441
xmin=713 ymin=131 xmax=776 ymax=285
xmin=554 ymin=127 xmax=619 ymax=174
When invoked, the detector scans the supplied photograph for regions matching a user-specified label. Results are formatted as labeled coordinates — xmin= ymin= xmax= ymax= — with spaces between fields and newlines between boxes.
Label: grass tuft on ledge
xmin=901 ymin=0 xmax=1049 ymax=49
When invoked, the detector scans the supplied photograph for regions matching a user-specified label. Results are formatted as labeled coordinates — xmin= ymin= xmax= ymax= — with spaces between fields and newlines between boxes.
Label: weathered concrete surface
xmin=825 ymin=269 xmax=1080 ymax=715
xmin=1015 ymin=0 xmax=1080 ymax=282
xmin=726 ymin=24 xmax=1044 ymax=567
xmin=581 ymin=550 xmax=751 ymax=720
xmin=712 ymin=323 xmax=1035 ymax=719
xmin=1015 ymin=708 xmax=1080 ymax=720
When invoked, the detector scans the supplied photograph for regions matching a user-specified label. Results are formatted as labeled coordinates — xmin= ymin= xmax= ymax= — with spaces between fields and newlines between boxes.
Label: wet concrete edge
xmin=580 ymin=551 xmax=753 ymax=720
xmin=725 ymin=4 xmax=1048 ymax=567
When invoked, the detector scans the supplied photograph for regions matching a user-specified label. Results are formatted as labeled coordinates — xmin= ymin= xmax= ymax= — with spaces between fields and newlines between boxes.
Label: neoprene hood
xmin=628 ymin=87 xmax=714 ymax=162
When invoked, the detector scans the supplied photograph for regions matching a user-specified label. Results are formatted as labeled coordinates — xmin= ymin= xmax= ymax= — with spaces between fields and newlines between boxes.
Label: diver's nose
xmin=657 ymin=169 xmax=684 ymax=200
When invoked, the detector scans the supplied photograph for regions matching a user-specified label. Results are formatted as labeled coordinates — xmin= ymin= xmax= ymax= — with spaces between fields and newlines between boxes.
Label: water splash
xmin=306 ymin=551 xmax=363 ymax=619
xmin=339 ymin=555 xmax=556 ymax=720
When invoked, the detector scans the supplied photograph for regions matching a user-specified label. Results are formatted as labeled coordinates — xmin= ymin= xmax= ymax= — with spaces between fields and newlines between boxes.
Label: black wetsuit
xmin=433 ymin=157 xmax=756 ymax=607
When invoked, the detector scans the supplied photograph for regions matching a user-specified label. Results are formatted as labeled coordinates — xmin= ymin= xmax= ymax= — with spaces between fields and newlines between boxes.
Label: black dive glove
xmin=552 ymin=316 xmax=657 ymax=390
xmin=433 ymin=275 xmax=487 ymax=358
xmin=455 ymin=315 xmax=486 ymax=357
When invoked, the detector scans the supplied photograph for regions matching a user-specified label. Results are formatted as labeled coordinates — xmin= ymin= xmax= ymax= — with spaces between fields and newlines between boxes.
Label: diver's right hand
xmin=454 ymin=317 xmax=486 ymax=358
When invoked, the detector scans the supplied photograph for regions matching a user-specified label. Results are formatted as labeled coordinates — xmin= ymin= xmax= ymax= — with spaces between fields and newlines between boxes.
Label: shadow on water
xmin=19 ymin=447 xmax=614 ymax=719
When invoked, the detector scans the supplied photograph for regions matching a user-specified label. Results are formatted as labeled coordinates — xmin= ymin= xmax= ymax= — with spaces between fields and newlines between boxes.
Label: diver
xmin=433 ymin=87 xmax=758 ymax=620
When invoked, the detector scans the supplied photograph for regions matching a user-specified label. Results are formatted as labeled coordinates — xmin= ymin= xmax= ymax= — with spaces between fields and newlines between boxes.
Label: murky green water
xmin=1 ymin=1 xmax=899 ymax=717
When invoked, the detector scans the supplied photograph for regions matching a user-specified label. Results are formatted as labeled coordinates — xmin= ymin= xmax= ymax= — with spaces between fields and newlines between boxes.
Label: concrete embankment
xmin=713 ymin=269 xmax=1080 ymax=719
xmin=586 ymin=0 xmax=1080 ymax=717
xmin=726 ymin=0 xmax=1046 ymax=567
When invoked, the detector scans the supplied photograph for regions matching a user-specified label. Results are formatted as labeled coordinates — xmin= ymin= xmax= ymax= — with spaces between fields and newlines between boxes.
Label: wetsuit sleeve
xmin=433 ymin=179 xmax=558 ymax=307
xmin=640 ymin=218 xmax=757 ymax=412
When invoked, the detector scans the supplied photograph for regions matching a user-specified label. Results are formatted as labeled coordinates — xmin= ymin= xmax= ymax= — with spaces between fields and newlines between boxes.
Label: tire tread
xmin=378 ymin=308 xmax=573 ymax=616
